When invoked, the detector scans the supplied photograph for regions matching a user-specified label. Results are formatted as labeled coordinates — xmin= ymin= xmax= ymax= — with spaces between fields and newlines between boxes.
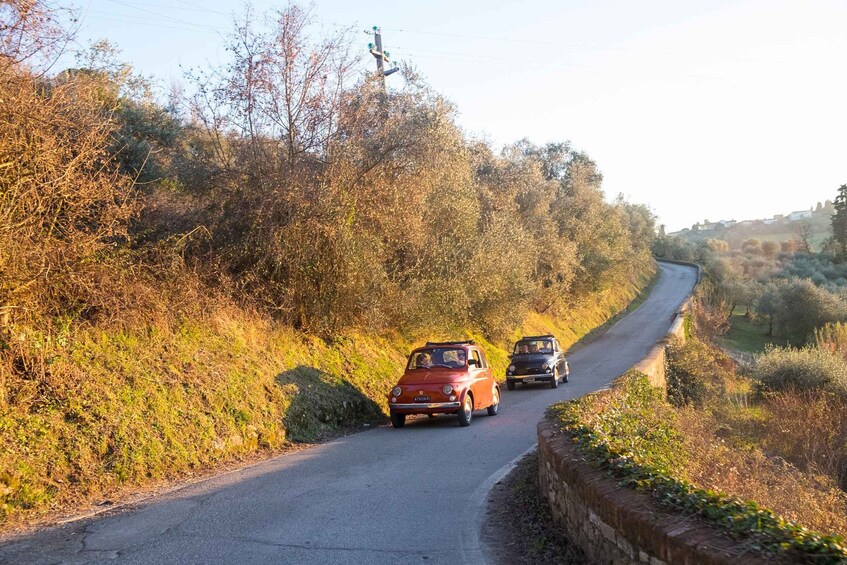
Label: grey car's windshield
xmin=408 ymin=348 xmax=467 ymax=370
xmin=513 ymin=340 xmax=553 ymax=355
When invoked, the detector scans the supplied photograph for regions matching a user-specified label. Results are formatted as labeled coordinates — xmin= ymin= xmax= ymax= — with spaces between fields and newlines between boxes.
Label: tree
xmin=796 ymin=221 xmax=814 ymax=254
xmin=763 ymin=279 xmax=847 ymax=345
xmin=0 ymin=1 xmax=72 ymax=72
xmin=741 ymin=238 xmax=762 ymax=255
xmin=762 ymin=240 xmax=779 ymax=258
xmin=832 ymin=184 xmax=847 ymax=260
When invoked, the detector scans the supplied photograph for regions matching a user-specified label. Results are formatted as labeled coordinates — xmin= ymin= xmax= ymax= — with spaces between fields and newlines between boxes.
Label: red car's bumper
xmin=388 ymin=401 xmax=461 ymax=415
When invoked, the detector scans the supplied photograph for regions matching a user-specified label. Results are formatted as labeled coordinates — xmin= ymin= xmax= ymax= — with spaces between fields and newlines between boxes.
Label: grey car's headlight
xmin=508 ymin=365 xmax=515 ymax=372
xmin=542 ymin=362 xmax=549 ymax=370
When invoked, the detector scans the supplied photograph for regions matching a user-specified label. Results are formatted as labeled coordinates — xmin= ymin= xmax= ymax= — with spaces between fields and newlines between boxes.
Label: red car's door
xmin=468 ymin=349 xmax=491 ymax=408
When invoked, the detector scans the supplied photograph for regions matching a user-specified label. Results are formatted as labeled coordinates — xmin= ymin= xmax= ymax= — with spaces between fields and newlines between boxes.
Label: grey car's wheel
xmin=487 ymin=388 xmax=500 ymax=416
xmin=390 ymin=412 xmax=406 ymax=428
xmin=458 ymin=394 xmax=473 ymax=426
xmin=506 ymin=379 xmax=515 ymax=391
xmin=550 ymin=367 xmax=559 ymax=389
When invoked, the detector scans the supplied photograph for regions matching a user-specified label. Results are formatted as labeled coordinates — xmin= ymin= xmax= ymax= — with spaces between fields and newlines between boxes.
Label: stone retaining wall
xmin=631 ymin=289 xmax=690 ymax=389
xmin=537 ymin=420 xmax=766 ymax=565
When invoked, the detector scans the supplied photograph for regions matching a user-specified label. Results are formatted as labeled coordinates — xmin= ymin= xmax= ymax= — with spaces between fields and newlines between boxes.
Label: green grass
xmin=722 ymin=312 xmax=777 ymax=354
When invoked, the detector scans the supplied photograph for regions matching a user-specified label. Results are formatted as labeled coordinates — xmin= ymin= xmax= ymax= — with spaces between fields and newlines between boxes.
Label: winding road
xmin=0 ymin=261 xmax=697 ymax=565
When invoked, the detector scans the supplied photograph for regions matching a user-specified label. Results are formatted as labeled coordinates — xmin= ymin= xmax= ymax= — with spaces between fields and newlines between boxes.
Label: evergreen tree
xmin=832 ymin=184 xmax=847 ymax=259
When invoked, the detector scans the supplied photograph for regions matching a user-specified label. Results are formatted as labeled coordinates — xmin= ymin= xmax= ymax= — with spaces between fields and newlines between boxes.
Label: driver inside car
xmin=416 ymin=353 xmax=431 ymax=368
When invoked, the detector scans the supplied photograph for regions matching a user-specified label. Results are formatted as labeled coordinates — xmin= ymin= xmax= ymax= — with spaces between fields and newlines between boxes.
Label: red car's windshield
xmin=407 ymin=348 xmax=467 ymax=370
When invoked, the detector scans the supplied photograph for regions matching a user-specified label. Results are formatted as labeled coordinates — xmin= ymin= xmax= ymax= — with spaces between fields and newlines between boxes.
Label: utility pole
xmin=369 ymin=26 xmax=398 ymax=90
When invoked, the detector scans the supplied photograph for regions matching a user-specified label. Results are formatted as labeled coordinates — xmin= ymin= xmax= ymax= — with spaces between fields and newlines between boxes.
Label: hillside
xmin=671 ymin=202 xmax=834 ymax=251
xmin=0 ymin=2 xmax=658 ymax=528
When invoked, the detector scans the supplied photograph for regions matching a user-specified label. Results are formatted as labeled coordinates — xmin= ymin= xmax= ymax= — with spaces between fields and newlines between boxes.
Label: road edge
xmin=460 ymin=443 xmax=539 ymax=564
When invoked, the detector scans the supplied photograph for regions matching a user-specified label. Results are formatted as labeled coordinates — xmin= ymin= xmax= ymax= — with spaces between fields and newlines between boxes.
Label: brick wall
xmin=537 ymin=420 xmax=767 ymax=564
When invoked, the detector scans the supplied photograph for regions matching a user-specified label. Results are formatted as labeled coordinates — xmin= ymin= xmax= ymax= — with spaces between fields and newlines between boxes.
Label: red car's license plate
xmin=414 ymin=396 xmax=431 ymax=402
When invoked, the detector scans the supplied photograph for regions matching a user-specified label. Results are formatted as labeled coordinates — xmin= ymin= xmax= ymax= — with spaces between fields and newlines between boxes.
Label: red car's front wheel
xmin=457 ymin=394 xmax=473 ymax=427
xmin=390 ymin=412 xmax=406 ymax=428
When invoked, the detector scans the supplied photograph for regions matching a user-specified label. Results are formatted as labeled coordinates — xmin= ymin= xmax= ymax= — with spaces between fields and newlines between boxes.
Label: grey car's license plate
xmin=414 ymin=396 xmax=431 ymax=402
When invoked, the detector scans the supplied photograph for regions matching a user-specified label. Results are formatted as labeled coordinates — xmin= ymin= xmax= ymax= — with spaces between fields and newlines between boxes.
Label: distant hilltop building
xmin=699 ymin=219 xmax=736 ymax=230
xmin=787 ymin=210 xmax=813 ymax=221
xmin=676 ymin=202 xmax=826 ymax=235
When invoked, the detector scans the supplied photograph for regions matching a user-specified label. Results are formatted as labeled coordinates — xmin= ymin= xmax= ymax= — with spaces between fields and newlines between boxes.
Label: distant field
xmin=721 ymin=312 xmax=780 ymax=353
xmin=677 ymin=225 xmax=830 ymax=252
xmin=745 ymin=231 xmax=829 ymax=251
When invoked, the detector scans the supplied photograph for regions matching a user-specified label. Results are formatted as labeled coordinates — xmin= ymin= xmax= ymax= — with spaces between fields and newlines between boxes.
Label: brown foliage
xmin=678 ymin=405 xmax=847 ymax=536
xmin=760 ymin=391 xmax=847 ymax=490
xmin=816 ymin=322 xmax=847 ymax=361
xmin=0 ymin=65 xmax=137 ymax=328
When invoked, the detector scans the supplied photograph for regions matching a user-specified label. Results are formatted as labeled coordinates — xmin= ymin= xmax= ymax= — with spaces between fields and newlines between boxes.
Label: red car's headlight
xmin=442 ymin=384 xmax=453 ymax=395
xmin=391 ymin=386 xmax=402 ymax=397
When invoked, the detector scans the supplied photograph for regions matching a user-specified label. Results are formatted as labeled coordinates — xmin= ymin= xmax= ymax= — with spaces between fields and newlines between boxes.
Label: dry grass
xmin=677 ymin=405 xmax=847 ymax=536
xmin=666 ymin=327 xmax=847 ymax=537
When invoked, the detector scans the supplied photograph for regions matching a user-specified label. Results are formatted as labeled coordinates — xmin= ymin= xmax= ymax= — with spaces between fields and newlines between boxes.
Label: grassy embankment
xmin=0 ymin=264 xmax=656 ymax=528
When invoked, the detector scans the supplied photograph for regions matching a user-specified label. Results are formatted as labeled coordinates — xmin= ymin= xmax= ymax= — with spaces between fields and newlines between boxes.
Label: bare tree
xmin=796 ymin=221 xmax=814 ymax=254
xmin=0 ymin=1 xmax=75 ymax=72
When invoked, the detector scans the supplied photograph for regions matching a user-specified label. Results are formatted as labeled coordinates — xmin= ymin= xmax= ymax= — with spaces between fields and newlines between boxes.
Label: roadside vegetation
xmin=0 ymin=2 xmax=657 ymax=526
xmin=654 ymin=183 xmax=847 ymax=354
xmin=645 ymin=205 xmax=847 ymax=554
xmin=550 ymin=330 xmax=847 ymax=561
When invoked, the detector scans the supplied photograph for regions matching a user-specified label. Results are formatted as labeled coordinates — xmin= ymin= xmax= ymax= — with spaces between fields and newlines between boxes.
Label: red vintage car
xmin=387 ymin=340 xmax=500 ymax=428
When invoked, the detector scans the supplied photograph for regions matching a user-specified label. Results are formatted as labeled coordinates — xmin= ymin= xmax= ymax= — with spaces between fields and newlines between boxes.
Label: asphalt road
xmin=0 ymin=261 xmax=697 ymax=565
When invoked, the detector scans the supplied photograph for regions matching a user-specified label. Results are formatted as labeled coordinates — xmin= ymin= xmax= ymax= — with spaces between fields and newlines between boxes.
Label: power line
xmin=85 ymin=12 xmax=223 ymax=34
xmin=103 ymin=0 xmax=228 ymax=32
xmin=383 ymin=26 xmax=632 ymax=52
xmin=391 ymin=44 xmax=597 ymax=70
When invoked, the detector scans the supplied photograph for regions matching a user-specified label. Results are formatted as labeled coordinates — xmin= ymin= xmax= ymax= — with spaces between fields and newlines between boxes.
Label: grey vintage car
xmin=505 ymin=335 xmax=570 ymax=390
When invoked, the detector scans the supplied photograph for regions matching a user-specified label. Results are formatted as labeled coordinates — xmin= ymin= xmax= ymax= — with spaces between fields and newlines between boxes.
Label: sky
xmin=60 ymin=0 xmax=847 ymax=231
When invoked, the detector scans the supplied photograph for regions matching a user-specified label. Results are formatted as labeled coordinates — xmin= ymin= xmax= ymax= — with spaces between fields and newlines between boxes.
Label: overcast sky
xmin=63 ymin=0 xmax=847 ymax=231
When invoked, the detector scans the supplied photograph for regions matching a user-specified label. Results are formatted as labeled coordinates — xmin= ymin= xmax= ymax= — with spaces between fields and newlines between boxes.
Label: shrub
xmin=665 ymin=336 xmax=732 ymax=407
xmin=815 ymin=322 xmax=847 ymax=361
xmin=753 ymin=346 xmax=847 ymax=396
